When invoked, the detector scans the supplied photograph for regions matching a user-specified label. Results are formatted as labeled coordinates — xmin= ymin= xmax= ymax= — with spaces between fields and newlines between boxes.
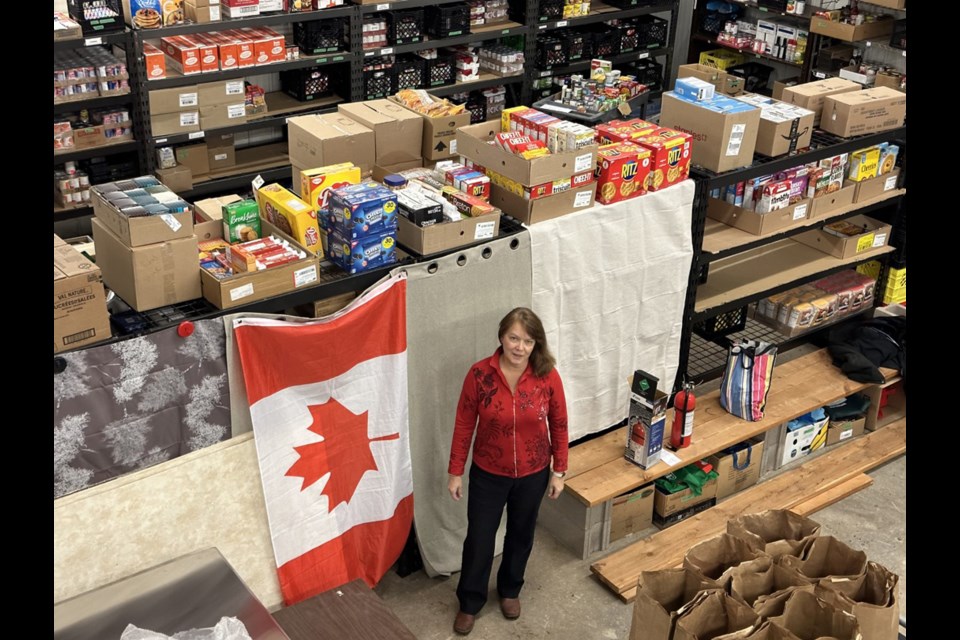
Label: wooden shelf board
xmin=470 ymin=20 xmax=523 ymax=33
xmin=190 ymin=142 xmax=290 ymax=185
xmin=259 ymin=91 xmax=343 ymax=118
xmin=702 ymin=189 xmax=907 ymax=255
xmin=694 ymin=240 xmax=895 ymax=314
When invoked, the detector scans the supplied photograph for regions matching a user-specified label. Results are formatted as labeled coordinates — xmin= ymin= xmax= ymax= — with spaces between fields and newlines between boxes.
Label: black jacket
xmin=827 ymin=316 xmax=906 ymax=390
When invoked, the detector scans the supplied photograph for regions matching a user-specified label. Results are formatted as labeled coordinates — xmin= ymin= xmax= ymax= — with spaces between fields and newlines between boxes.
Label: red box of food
xmin=160 ymin=36 xmax=202 ymax=75
xmin=142 ymin=42 xmax=167 ymax=80
xmin=634 ymin=127 xmax=692 ymax=192
xmin=186 ymin=34 xmax=220 ymax=73
xmin=208 ymin=32 xmax=239 ymax=70
xmin=224 ymin=30 xmax=257 ymax=68
xmin=249 ymin=27 xmax=286 ymax=64
xmin=595 ymin=118 xmax=659 ymax=145
xmin=460 ymin=174 xmax=491 ymax=201
xmin=595 ymin=142 xmax=653 ymax=204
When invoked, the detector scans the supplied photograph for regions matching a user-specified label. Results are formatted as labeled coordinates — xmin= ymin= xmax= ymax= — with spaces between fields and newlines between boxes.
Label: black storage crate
xmin=425 ymin=4 xmax=471 ymax=38
xmin=617 ymin=22 xmax=640 ymax=54
xmin=890 ymin=19 xmax=906 ymax=50
xmin=561 ymin=31 xmax=591 ymax=62
xmin=393 ymin=55 xmax=426 ymax=91
xmin=67 ymin=0 xmax=124 ymax=34
xmin=281 ymin=66 xmax=334 ymax=102
xmin=589 ymin=26 xmax=621 ymax=58
xmin=636 ymin=15 xmax=669 ymax=48
xmin=294 ymin=19 xmax=348 ymax=56
xmin=389 ymin=9 xmax=425 ymax=45
xmin=423 ymin=52 xmax=456 ymax=87
xmin=362 ymin=57 xmax=395 ymax=100
xmin=536 ymin=36 xmax=568 ymax=68
xmin=626 ymin=58 xmax=664 ymax=91
xmin=757 ymin=0 xmax=789 ymax=11
xmin=538 ymin=0 xmax=564 ymax=20
xmin=694 ymin=307 xmax=748 ymax=341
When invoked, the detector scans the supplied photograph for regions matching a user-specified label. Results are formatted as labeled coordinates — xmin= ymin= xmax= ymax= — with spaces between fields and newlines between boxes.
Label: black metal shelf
xmin=533 ymin=0 xmax=677 ymax=30
xmin=728 ymin=1 xmax=814 ymax=26
xmin=361 ymin=24 xmax=529 ymax=58
xmin=53 ymin=140 xmax=140 ymax=164
xmin=54 ymin=31 xmax=130 ymax=51
xmin=138 ymin=6 xmax=356 ymax=38
xmin=54 ymin=205 xmax=94 ymax=222
xmin=178 ymin=165 xmax=292 ymax=200
xmin=536 ymin=46 xmax=670 ymax=77
xmin=145 ymin=53 xmax=353 ymax=89
xmin=429 ymin=72 xmax=525 ymax=96
xmin=54 ymin=93 xmax=135 ymax=115
xmin=692 ymin=33 xmax=803 ymax=68
xmin=357 ymin=0 xmax=470 ymax=13
xmin=694 ymin=127 xmax=908 ymax=190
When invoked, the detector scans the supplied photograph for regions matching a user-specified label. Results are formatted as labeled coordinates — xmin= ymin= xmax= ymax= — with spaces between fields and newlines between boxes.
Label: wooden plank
xmin=695 ymin=239 xmax=895 ymax=313
xmin=701 ymin=189 xmax=906 ymax=256
xmin=791 ymin=473 xmax=873 ymax=515
xmin=591 ymin=419 xmax=905 ymax=600
xmin=567 ymin=427 xmax=629 ymax=479
xmin=566 ymin=349 xmax=896 ymax=507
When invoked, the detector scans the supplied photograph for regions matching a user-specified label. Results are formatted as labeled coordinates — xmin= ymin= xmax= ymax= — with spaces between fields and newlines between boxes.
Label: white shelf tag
xmin=793 ymin=203 xmax=807 ymax=220
xmin=474 ymin=221 xmax=496 ymax=240
xmin=84 ymin=37 xmax=102 ymax=46
xmin=884 ymin=176 xmax=897 ymax=191
xmin=160 ymin=214 xmax=182 ymax=232
xmin=230 ymin=283 xmax=255 ymax=302
xmin=574 ymin=191 xmax=592 ymax=208
xmin=294 ymin=266 xmax=318 ymax=288
xmin=188 ymin=130 xmax=206 ymax=140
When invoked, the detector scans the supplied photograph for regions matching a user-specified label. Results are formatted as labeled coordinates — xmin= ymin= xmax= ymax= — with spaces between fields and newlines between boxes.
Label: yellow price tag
xmin=856 ymin=234 xmax=875 ymax=253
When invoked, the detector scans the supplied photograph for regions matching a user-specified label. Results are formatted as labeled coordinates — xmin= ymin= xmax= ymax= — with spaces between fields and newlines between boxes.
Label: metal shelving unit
xmin=360 ymin=22 xmax=529 ymax=58
xmin=144 ymin=6 xmax=356 ymax=36
xmin=691 ymin=33 xmax=802 ymax=68
xmin=178 ymin=165 xmax=292 ymax=201
xmin=54 ymin=93 xmax=134 ymax=115
xmin=143 ymin=53 xmax=354 ymax=90
xmin=53 ymin=140 xmax=140 ymax=164
xmin=430 ymin=72 xmax=525 ymax=97
xmin=54 ymin=32 xmax=129 ymax=51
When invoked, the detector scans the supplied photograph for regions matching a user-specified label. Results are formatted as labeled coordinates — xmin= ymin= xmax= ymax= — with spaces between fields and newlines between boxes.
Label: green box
xmin=222 ymin=199 xmax=261 ymax=243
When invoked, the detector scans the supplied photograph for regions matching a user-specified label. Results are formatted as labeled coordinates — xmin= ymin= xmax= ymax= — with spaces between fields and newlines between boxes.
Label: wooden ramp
xmin=590 ymin=419 xmax=906 ymax=603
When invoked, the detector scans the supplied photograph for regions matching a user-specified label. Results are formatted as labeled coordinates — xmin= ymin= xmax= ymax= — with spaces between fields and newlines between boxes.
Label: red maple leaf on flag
xmin=286 ymin=399 xmax=400 ymax=509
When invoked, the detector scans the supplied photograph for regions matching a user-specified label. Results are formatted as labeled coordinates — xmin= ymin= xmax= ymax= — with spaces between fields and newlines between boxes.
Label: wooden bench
xmin=538 ymin=348 xmax=900 ymax=559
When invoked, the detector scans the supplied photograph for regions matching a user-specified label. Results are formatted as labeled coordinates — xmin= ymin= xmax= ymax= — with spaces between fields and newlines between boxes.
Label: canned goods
xmin=81 ymin=190 xmax=91 ymax=202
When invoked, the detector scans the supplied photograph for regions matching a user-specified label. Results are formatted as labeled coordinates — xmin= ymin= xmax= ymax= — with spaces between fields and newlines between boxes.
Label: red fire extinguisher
xmin=670 ymin=382 xmax=696 ymax=449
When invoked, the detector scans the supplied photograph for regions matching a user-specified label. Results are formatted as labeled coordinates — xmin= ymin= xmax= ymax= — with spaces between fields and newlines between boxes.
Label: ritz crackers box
xmin=635 ymin=128 xmax=693 ymax=191
xmin=595 ymin=142 xmax=653 ymax=204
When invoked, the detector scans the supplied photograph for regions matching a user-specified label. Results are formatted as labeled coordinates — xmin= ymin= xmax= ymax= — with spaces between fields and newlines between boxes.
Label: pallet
xmin=590 ymin=419 xmax=906 ymax=603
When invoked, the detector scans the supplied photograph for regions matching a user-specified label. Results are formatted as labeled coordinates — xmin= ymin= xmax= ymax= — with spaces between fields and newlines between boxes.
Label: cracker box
xmin=328 ymin=183 xmax=399 ymax=239
xmin=457 ymin=172 xmax=491 ymax=201
xmin=397 ymin=189 xmax=444 ymax=227
xmin=327 ymin=228 xmax=397 ymax=273
xmin=595 ymin=142 xmax=653 ymax=204
xmin=298 ymin=163 xmax=362 ymax=227
xmin=441 ymin=187 xmax=498 ymax=217
xmin=634 ymin=128 xmax=693 ymax=192
xmin=594 ymin=118 xmax=659 ymax=145
xmin=222 ymin=199 xmax=261 ymax=243
xmin=257 ymin=183 xmax=324 ymax=255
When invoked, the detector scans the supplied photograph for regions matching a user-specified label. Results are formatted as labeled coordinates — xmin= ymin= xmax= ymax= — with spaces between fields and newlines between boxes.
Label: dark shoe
xmin=500 ymin=597 xmax=521 ymax=620
xmin=454 ymin=611 xmax=476 ymax=635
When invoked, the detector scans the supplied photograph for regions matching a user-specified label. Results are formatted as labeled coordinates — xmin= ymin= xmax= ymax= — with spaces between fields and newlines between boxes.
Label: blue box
xmin=674 ymin=77 xmax=715 ymax=102
xmin=327 ymin=183 xmax=399 ymax=240
xmin=327 ymin=228 xmax=398 ymax=274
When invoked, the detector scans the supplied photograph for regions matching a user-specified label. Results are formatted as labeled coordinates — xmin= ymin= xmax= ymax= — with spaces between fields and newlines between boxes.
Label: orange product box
xmin=240 ymin=27 xmax=280 ymax=65
xmin=509 ymin=107 xmax=538 ymax=132
xmin=142 ymin=43 xmax=167 ymax=80
xmin=161 ymin=36 xmax=202 ymax=75
xmin=186 ymin=34 xmax=220 ymax=73
xmin=223 ymin=30 xmax=256 ymax=68
xmin=595 ymin=119 xmax=659 ymax=145
xmin=595 ymin=142 xmax=653 ymax=204
xmin=634 ymin=127 xmax=693 ymax=192
xmin=460 ymin=174 xmax=491 ymax=201
xmin=208 ymin=32 xmax=239 ymax=70
xmin=253 ymin=27 xmax=286 ymax=63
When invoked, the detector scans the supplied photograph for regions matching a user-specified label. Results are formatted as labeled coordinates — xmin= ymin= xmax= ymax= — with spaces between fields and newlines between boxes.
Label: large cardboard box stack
xmin=731 ymin=93 xmax=815 ymax=157
xmin=91 ymin=176 xmax=200 ymax=312
xmin=287 ymin=113 xmax=376 ymax=177
xmin=780 ymin=78 xmax=860 ymax=127
xmin=659 ymin=92 xmax=761 ymax=173
xmin=388 ymin=91 xmax=473 ymax=161
xmin=197 ymin=78 xmax=247 ymax=131
xmin=337 ymin=100 xmax=424 ymax=172
xmin=819 ymin=87 xmax=906 ymax=138
xmin=54 ymin=235 xmax=112 ymax=353
xmin=148 ymin=85 xmax=201 ymax=137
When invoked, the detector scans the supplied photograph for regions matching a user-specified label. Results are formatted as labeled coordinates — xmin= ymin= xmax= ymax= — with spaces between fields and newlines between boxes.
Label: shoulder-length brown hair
xmin=498 ymin=307 xmax=556 ymax=377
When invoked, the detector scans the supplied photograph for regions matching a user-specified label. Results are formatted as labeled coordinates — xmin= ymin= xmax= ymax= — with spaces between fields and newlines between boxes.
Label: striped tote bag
xmin=719 ymin=339 xmax=778 ymax=422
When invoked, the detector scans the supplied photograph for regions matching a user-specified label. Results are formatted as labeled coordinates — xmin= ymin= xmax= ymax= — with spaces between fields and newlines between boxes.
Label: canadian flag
xmin=233 ymin=273 xmax=413 ymax=606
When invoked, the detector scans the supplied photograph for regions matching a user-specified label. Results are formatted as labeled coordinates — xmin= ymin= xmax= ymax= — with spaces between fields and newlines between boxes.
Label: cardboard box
xmin=653 ymin=497 xmax=717 ymax=530
xmin=92 ymin=218 xmax=201 ymax=312
xmin=654 ymin=477 xmax=718 ymax=518
xmin=175 ymin=143 xmax=210 ymax=178
xmin=151 ymin=110 xmax=201 ymax=137
xmin=206 ymin=133 xmax=236 ymax=170
xmin=707 ymin=438 xmax=764 ymax=500
xmin=489 ymin=182 xmax=595 ymax=225
xmin=387 ymin=95 xmax=473 ymax=161
xmin=199 ymin=102 xmax=248 ymax=130
xmin=337 ymin=100 xmax=424 ymax=166
xmin=142 ymin=43 xmax=167 ymax=80
xmin=819 ymin=87 xmax=906 ymax=138
xmin=54 ymin=235 xmax=111 ymax=353
xmin=148 ymin=86 xmax=199 ymax=115
xmin=810 ymin=16 xmax=896 ymax=43
xmin=198 ymin=79 xmax=246 ymax=107
xmin=826 ymin=416 xmax=866 ymax=446
xmin=396 ymin=210 xmax=500 ymax=255
xmin=72 ymin=124 xmax=134 ymax=150
xmin=778 ymin=78 xmax=860 ymax=127
xmin=875 ymin=72 xmax=904 ymax=92
xmin=186 ymin=34 xmax=220 ymax=73
xmin=457 ymin=122 xmax=598 ymax=187
xmin=610 ymin=485 xmax=655 ymax=542
xmin=707 ymin=197 xmax=814 ymax=235
xmin=326 ymin=228 xmax=398 ymax=274
xmin=677 ymin=64 xmax=743 ymax=95
xmin=310 ymin=292 xmax=357 ymax=318
xmin=222 ymin=29 xmax=256 ymax=68
xmin=809 ymin=184 xmax=856 ymax=219
xmin=793 ymin=213 xmax=892 ymax=259
xmin=208 ymin=32 xmax=239 ymax=70
xmin=854 ymin=168 xmax=900 ymax=203
xmin=659 ymin=92 xmax=760 ymax=174
xmin=92 ymin=192 xmax=194 ymax=248
xmin=732 ymin=93 xmax=815 ymax=157
xmin=200 ymin=221 xmax=320 ymax=310
xmin=287 ymin=113 xmax=376 ymax=176
xmin=779 ymin=417 xmax=829 ymax=467
xmin=155 ymin=165 xmax=192 ymax=193
xmin=868 ymin=0 xmax=905 ymax=8
xmin=625 ymin=388 xmax=669 ymax=470
xmin=194 ymin=194 xmax=242 ymax=223
xmin=160 ymin=36 xmax=202 ymax=75
xmin=772 ymin=77 xmax=800 ymax=101
xmin=185 ymin=1 xmax=221 ymax=22
xmin=372 ymin=160 xmax=424 ymax=183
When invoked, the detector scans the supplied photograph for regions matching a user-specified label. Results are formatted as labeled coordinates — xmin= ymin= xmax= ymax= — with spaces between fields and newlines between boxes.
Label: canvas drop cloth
xmin=528 ymin=180 xmax=695 ymax=441
xmin=399 ymin=233 xmax=533 ymax=577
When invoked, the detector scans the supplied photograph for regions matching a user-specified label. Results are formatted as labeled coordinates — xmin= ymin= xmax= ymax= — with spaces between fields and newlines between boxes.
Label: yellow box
xmin=257 ymin=184 xmax=324 ymax=256
xmin=299 ymin=163 xmax=362 ymax=217
xmin=848 ymin=147 xmax=881 ymax=182
xmin=699 ymin=49 xmax=746 ymax=71
xmin=501 ymin=106 xmax=531 ymax=133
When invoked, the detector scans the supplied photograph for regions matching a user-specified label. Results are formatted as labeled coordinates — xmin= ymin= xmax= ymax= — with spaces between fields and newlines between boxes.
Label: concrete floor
xmin=374 ymin=455 xmax=906 ymax=639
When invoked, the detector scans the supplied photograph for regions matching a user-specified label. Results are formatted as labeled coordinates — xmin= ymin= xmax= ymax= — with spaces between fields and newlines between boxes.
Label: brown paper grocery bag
xmin=727 ymin=510 xmax=821 ymax=559
xmin=731 ymin=559 xmax=813 ymax=607
xmin=753 ymin=584 xmax=816 ymax=620
xmin=784 ymin=536 xmax=868 ymax=581
xmin=630 ymin=568 xmax=721 ymax=640
xmin=674 ymin=589 xmax=760 ymax=640
xmin=816 ymin=561 xmax=899 ymax=640
xmin=684 ymin=533 xmax=767 ymax=587
xmin=768 ymin=589 xmax=863 ymax=640
xmin=742 ymin=620 xmax=804 ymax=640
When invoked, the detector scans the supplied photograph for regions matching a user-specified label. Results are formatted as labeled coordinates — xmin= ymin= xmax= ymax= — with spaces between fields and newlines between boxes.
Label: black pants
xmin=456 ymin=464 xmax=551 ymax=615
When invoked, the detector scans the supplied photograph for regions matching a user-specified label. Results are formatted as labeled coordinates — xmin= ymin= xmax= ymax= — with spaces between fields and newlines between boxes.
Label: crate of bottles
xmin=425 ymin=4 xmax=471 ymax=38
xmin=293 ymin=18 xmax=348 ymax=56
xmin=388 ymin=9 xmax=424 ymax=45
xmin=393 ymin=55 xmax=425 ymax=91
xmin=281 ymin=66 xmax=333 ymax=102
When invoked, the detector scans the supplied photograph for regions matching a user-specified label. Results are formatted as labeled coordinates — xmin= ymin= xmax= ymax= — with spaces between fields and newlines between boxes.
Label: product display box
xmin=388 ymin=94 xmax=473 ymax=160
xmin=595 ymin=143 xmax=652 ymax=204
xmin=200 ymin=220 xmax=320 ymax=310
xmin=654 ymin=476 xmax=718 ymax=518
xmin=326 ymin=182 xmax=399 ymax=239
xmin=732 ymin=93 xmax=815 ymax=157
xmin=287 ymin=113 xmax=376 ymax=176
xmin=185 ymin=1 xmax=221 ymax=23
xmin=810 ymin=15 xmax=896 ymax=43
xmin=707 ymin=195 xmax=812 ymax=236
xmin=142 ymin=42 xmax=167 ymax=79
xmin=457 ymin=122 xmax=598 ymax=187
xmin=193 ymin=194 xmax=242 ymax=241
xmin=151 ymin=110 xmax=201 ymax=137
xmin=819 ymin=87 xmax=906 ymax=138
xmin=54 ymin=235 xmax=111 ymax=354
xmin=72 ymin=122 xmax=134 ymax=149
xmin=92 ymin=193 xmax=194 ymax=248
xmin=610 ymin=485 xmax=655 ymax=542
xmin=853 ymin=168 xmax=900 ymax=203
xmin=489 ymin=182 xmax=595 ymax=225
xmin=257 ymin=183 xmax=324 ymax=255
xmin=809 ymin=184 xmax=856 ymax=219
xmin=781 ymin=77 xmax=861 ymax=122
xmin=296 ymin=163 xmax=362 ymax=217
xmin=826 ymin=416 xmax=866 ymax=446
xmin=326 ymin=227 xmax=398 ymax=274
xmin=372 ymin=160 xmax=424 ymax=183
xmin=337 ymin=100 xmax=424 ymax=166
xmin=198 ymin=79 xmax=245 ymax=106
xmin=676 ymin=64 xmax=743 ymax=96
xmin=396 ymin=210 xmax=500 ymax=256
xmin=92 ymin=218 xmax=201 ymax=312
xmin=659 ymin=92 xmax=760 ymax=174
xmin=706 ymin=438 xmax=764 ymax=500
xmin=793 ymin=214 xmax=891 ymax=259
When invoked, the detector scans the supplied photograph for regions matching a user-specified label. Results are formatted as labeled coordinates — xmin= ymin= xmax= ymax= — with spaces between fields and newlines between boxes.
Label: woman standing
xmin=447 ymin=307 xmax=569 ymax=636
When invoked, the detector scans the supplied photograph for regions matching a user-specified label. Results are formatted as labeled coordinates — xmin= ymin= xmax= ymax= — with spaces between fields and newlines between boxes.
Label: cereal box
xmin=328 ymin=183 xmax=399 ymax=239
xmin=299 ymin=163 xmax=362 ymax=230
xmin=756 ymin=179 xmax=792 ymax=213
xmin=221 ymin=199 xmax=261 ymax=243
xmin=595 ymin=142 xmax=653 ymax=204
xmin=327 ymin=228 xmax=397 ymax=274
xmin=257 ymin=183 xmax=323 ymax=255
xmin=848 ymin=146 xmax=881 ymax=182
xmin=634 ymin=128 xmax=692 ymax=192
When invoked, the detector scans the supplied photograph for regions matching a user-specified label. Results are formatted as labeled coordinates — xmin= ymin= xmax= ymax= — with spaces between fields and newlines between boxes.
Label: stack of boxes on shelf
xmin=54 ymin=234 xmax=112 ymax=353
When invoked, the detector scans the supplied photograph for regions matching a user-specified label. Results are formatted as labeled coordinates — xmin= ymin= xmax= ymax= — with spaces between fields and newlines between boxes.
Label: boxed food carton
xmin=819 ymin=87 xmax=906 ymax=138
xmin=659 ymin=92 xmax=760 ymax=173
xmin=54 ymin=235 xmax=111 ymax=353
xmin=257 ymin=184 xmax=324 ymax=255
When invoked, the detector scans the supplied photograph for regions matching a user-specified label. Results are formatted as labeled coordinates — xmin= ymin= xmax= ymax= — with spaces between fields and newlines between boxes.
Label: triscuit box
xmin=819 ymin=87 xmax=906 ymax=138
xmin=92 ymin=218 xmax=201 ymax=312
xmin=707 ymin=438 xmax=764 ymax=500
xmin=396 ymin=210 xmax=500 ymax=255
xmin=287 ymin=113 xmax=376 ymax=176
xmin=732 ymin=93 xmax=815 ymax=157
xmin=658 ymin=92 xmax=760 ymax=173
xmin=54 ymin=235 xmax=111 ymax=353
xmin=793 ymin=213 xmax=892 ymax=259
xmin=780 ymin=78 xmax=860 ymax=127
xmin=826 ymin=416 xmax=866 ymax=446
xmin=610 ymin=485 xmax=655 ymax=542
xmin=337 ymin=100 xmax=424 ymax=166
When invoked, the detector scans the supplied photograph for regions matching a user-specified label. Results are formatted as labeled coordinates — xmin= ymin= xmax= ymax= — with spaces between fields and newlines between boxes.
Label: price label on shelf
xmin=365 ymin=51 xmax=375 ymax=57
xmin=376 ymin=3 xmax=390 ymax=10
xmin=542 ymin=104 xmax=572 ymax=113
xmin=540 ymin=70 xmax=552 ymax=77
xmin=381 ymin=47 xmax=394 ymax=55
xmin=814 ymin=71 xmax=826 ymax=79
xmin=160 ymin=214 xmax=182 ymax=232
xmin=574 ymin=191 xmax=592 ymax=208
xmin=866 ymin=41 xmax=872 ymax=47
xmin=856 ymin=234 xmax=876 ymax=253
xmin=538 ymin=24 xmax=547 ymax=30
xmin=188 ymin=131 xmax=205 ymax=140
xmin=556 ymin=20 xmax=568 ymax=27
xmin=660 ymin=449 xmax=682 ymax=467
xmin=230 ymin=283 xmax=255 ymax=302
xmin=872 ymin=233 xmax=887 ymax=248
xmin=793 ymin=203 xmax=807 ymax=220
xmin=884 ymin=176 xmax=898 ymax=191
xmin=84 ymin=37 xmax=102 ymax=46
xmin=252 ymin=175 xmax=265 ymax=191
xmin=502 ymin=28 xmax=511 ymax=34
xmin=637 ymin=52 xmax=650 ymax=59
xmin=155 ymin=137 xmax=168 ymax=144
xmin=574 ymin=153 xmax=593 ymax=174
